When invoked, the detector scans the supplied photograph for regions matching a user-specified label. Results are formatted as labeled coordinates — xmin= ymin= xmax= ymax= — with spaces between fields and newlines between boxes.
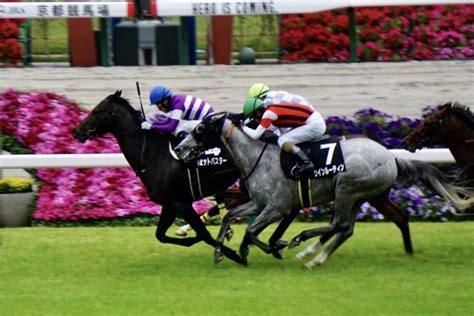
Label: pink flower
xmin=0 ymin=90 xmax=178 ymax=222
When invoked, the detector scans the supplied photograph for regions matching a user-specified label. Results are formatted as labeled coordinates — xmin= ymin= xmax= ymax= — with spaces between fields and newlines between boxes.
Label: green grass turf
xmin=1 ymin=222 xmax=473 ymax=315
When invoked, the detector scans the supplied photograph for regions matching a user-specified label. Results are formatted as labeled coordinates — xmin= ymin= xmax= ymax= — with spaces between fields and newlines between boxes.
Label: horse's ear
xmin=113 ymin=90 xmax=122 ymax=99
xmin=210 ymin=112 xmax=227 ymax=123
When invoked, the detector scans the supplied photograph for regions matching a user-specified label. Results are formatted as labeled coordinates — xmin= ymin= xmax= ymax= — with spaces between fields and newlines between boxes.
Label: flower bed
xmin=0 ymin=19 xmax=24 ymax=66
xmin=280 ymin=5 xmax=474 ymax=62
xmin=0 ymin=89 xmax=213 ymax=225
xmin=0 ymin=89 xmax=465 ymax=224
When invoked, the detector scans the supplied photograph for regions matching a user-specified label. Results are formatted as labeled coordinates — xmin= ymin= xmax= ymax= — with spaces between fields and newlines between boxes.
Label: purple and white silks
xmin=148 ymin=95 xmax=214 ymax=134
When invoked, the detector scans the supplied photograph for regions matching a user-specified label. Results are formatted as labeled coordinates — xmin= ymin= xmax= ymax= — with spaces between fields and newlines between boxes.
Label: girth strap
xmin=187 ymin=168 xmax=203 ymax=200
xmin=297 ymin=179 xmax=312 ymax=209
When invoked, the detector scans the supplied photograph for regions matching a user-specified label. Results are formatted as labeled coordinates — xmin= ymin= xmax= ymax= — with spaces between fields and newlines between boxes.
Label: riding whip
xmin=136 ymin=81 xmax=146 ymax=120
xmin=135 ymin=81 xmax=147 ymax=174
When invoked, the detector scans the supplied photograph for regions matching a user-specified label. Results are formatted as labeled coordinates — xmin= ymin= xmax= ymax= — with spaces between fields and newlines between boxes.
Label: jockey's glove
xmin=141 ymin=121 xmax=152 ymax=130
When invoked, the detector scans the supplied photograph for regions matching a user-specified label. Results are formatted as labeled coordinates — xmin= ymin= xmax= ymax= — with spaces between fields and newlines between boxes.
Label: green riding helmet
xmin=248 ymin=83 xmax=270 ymax=99
xmin=243 ymin=97 xmax=265 ymax=118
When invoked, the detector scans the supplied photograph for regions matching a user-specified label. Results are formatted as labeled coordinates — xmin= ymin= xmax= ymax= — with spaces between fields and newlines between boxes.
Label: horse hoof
xmin=214 ymin=249 xmax=224 ymax=264
xmin=303 ymin=263 xmax=313 ymax=270
xmin=274 ymin=240 xmax=288 ymax=251
xmin=272 ymin=250 xmax=284 ymax=260
xmin=239 ymin=247 xmax=249 ymax=261
xmin=225 ymin=228 xmax=234 ymax=241
xmin=295 ymin=251 xmax=308 ymax=260
xmin=288 ymin=237 xmax=301 ymax=249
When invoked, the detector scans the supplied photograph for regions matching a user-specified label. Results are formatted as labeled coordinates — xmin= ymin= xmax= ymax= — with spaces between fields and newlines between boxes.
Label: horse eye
xmin=196 ymin=124 xmax=205 ymax=133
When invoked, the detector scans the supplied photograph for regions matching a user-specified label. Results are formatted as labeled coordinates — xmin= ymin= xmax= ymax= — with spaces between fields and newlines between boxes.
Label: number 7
xmin=320 ymin=143 xmax=337 ymax=165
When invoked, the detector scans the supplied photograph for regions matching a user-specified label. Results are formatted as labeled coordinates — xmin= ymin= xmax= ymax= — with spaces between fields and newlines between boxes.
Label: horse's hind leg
xmin=295 ymin=226 xmax=338 ymax=260
xmin=155 ymin=204 xmax=202 ymax=247
xmin=304 ymin=219 xmax=355 ymax=269
xmin=288 ymin=223 xmax=336 ymax=249
xmin=303 ymin=199 xmax=361 ymax=269
xmin=369 ymin=191 xmax=414 ymax=255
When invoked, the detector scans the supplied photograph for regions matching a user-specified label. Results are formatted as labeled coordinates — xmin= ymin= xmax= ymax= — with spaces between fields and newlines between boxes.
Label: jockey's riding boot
xmin=294 ymin=150 xmax=314 ymax=176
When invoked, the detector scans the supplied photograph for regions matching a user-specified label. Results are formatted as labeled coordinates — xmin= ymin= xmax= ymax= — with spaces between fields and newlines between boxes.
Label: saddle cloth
xmin=280 ymin=136 xmax=346 ymax=180
xmin=169 ymin=136 xmax=234 ymax=169
xmin=169 ymin=135 xmax=236 ymax=200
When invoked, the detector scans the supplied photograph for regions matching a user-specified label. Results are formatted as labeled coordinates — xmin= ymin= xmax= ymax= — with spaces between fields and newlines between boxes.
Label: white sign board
xmin=155 ymin=0 xmax=347 ymax=16
xmin=0 ymin=0 xmax=473 ymax=18
xmin=153 ymin=0 xmax=474 ymax=16
xmin=0 ymin=2 xmax=133 ymax=19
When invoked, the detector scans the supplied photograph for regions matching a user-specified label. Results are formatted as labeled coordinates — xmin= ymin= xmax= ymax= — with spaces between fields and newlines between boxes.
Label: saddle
xmin=280 ymin=135 xmax=346 ymax=180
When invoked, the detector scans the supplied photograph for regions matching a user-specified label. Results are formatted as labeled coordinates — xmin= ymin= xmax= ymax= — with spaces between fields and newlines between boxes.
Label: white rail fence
xmin=0 ymin=149 xmax=455 ymax=169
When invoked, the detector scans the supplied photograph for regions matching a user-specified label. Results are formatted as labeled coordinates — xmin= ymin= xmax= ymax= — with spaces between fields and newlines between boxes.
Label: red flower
xmin=0 ymin=19 xmax=23 ymax=65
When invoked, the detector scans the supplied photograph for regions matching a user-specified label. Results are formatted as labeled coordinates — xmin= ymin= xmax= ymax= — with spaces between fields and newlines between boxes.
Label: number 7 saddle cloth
xmin=280 ymin=135 xmax=346 ymax=180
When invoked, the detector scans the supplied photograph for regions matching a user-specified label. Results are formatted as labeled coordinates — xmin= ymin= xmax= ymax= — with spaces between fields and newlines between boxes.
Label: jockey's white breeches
xmin=277 ymin=111 xmax=326 ymax=147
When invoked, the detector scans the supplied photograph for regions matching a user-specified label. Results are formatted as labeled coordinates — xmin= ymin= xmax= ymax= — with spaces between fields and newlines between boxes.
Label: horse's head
xmin=72 ymin=90 xmax=142 ymax=143
xmin=175 ymin=112 xmax=228 ymax=162
xmin=403 ymin=102 xmax=474 ymax=152
xmin=402 ymin=104 xmax=450 ymax=152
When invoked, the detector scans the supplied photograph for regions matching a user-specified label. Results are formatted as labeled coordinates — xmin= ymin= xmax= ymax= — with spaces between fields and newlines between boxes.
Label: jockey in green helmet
xmin=243 ymin=97 xmax=265 ymax=118
xmin=242 ymin=97 xmax=326 ymax=177
xmin=248 ymin=83 xmax=270 ymax=100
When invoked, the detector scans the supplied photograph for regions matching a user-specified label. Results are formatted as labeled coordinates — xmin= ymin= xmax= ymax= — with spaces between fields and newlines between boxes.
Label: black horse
xmin=72 ymin=90 xmax=246 ymax=264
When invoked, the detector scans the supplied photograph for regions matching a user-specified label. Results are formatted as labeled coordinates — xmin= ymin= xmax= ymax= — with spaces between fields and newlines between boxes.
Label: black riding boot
xmin=294 ymin=150 xmax=314 ymax=176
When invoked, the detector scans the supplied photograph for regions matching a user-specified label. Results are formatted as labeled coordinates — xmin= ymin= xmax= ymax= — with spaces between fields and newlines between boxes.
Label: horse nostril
xmin=175 ymin=147 xmax=182 ymax=155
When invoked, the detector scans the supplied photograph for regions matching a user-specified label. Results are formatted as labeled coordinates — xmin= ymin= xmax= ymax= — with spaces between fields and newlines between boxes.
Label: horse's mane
xmin=111 ymin=93 xmax=177 ymax=143
xmin=113 ymin=95 xmax=141 ymax=116
xmin=446 ymin=102 xmax=474 ymax=129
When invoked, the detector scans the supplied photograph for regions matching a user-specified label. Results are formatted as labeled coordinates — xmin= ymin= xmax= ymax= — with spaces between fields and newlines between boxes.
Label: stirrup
xmin=293 ymin=163 xmax=313 ymax=177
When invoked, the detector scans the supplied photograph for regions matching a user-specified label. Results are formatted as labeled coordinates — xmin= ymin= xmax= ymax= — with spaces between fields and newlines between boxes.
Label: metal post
xmin=207 ymin=16 xmax=214 ymax=65
xmin=99 ymin=18 xmax=111 ymax=66
xmin=20 ymin=20 xmax=32 ymax=66
xmin=348 ymin=7 xmax=357 ymax=62
xmin=180 ymin=17 xmax=196 ymax=65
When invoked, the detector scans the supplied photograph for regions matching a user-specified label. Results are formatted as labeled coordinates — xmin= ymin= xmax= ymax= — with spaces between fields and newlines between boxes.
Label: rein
xmin=109 ymin=107 xmax=147 ymax=175
xmin=223 ymin=122 xmax=268 ymax=184
xmin=113 ymin=126 xmax=146 ymax=175
xmin=241 ymin=142 xmax=268 ymax=184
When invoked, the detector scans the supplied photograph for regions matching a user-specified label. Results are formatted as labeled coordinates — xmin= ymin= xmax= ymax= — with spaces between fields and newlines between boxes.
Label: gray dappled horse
xmin=175 ymin=113 xmax=474 ymax=268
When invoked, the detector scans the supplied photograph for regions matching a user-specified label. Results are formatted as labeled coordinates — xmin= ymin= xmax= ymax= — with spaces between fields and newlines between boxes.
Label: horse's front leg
xmin=155 ymin=204 xmax=202 ymax=247
xmin=173 ymin=201 xmax=246 ymax=266
xmin=267 ymin=208 xmax=300 ymax=259
xmin=215 ymin=201 xmax=259 ymax=264
xmin=241 ymin=206 xmax=287 ymax=260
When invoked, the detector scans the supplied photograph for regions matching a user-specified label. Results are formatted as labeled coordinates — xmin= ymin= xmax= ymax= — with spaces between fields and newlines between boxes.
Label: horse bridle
xmin=87 ymin=106 xmax=147 ymax=174
xmin=416 ymin=116 xmax=474 ymax=146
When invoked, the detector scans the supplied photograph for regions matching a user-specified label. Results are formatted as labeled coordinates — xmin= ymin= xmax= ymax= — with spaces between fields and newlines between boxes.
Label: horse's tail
xmin=396 ymin=158 xmax=474 ymax=211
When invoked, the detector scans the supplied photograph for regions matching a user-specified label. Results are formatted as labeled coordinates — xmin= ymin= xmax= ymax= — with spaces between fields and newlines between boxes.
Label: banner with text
xmin=0 ymin=2 xmax=134 ymax=19
xmin=0 ymin=0 xmax=472 ymax=18
xmin=155 ymin=0 xmax=346 ymax=16
xmin=153 ymin=0 xmax=474 ymax=16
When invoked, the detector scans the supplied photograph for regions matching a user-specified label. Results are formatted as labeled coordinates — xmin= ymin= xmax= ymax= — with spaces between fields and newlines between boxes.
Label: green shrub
xmin=0 ymin=177 xmax=33 ymax=193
